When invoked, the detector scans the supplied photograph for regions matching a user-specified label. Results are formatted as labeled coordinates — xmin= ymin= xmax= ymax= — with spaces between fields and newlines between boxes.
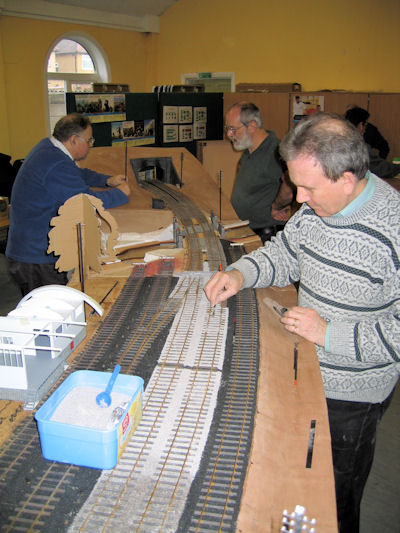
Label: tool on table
xmin=293 ymin=342 xmax=298 ymax=387
xmin=273 ymin=304 xmax=288 ymax=317
xmin=96 ymin=364 xmax=121 ymax=408
xmin=90 ymin=281 xmax=119 ymax=316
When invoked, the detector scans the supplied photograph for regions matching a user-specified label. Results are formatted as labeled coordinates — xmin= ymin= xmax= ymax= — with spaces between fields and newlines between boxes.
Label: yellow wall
xmin=157 ymin=0 xmax=400 ymax=93
xmin=0 ymin=16 xmax=148 ymax=159
xmin=1 ymin=0 xmax=399 ymax=159
xmin=0 ymin=23 xmax=10 ymax=155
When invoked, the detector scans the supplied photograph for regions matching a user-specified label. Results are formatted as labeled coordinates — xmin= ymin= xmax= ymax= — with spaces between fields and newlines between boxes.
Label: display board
xmin=66 ymin=93 xmax=158 ymax=149
xmin=66 ymin=92 xmax=224 ymax=155
xmin=158 ymin=92 xmax=224 ymax=155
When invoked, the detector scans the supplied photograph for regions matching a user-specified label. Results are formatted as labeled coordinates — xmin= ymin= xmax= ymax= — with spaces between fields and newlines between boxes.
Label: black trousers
xmin=7 ymin=258 xmax=68 ymax=296
xmin=327 ymin=390 xmax=395 ymax=533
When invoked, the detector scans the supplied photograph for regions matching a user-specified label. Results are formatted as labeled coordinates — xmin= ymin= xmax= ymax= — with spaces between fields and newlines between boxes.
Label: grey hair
xmin=228 ymin=101 xmax=263 ymax=128
xmin=53 ymin=113 xmax=91 ymax=142
xmin=279 ymin=112 xmax=369 ymax=181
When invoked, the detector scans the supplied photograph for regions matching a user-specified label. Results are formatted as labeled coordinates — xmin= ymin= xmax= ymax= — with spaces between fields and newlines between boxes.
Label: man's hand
xmin=107 ymin=174 xmax=126 ymax=187
xmin=117 ymin=181 xmax=131 ymax=196
xmin=271 ymin=205 xmax=291 ymax=221
xmin=271 ymin=175 xmax=294 ymax=222
xmin=204 ymin=269 xmax=244 ymax=307
xmin=280 ymin=306 xmax=327 ymax=346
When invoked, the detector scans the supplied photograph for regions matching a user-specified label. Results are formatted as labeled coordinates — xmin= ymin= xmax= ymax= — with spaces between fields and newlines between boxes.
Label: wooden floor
xmin=360 ymin=383 xmax=400 ymax=533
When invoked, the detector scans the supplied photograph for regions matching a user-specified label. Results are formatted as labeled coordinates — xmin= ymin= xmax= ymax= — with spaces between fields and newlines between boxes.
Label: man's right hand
xmin=117 ymin=182 xmax=131 ymax=196
xmin=203 ymin=269 xmax=244 ymax=306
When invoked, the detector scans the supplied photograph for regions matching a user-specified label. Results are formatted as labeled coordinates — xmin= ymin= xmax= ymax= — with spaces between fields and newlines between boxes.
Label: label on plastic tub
xmin=118 ymin=394 xmax=142 ymax=455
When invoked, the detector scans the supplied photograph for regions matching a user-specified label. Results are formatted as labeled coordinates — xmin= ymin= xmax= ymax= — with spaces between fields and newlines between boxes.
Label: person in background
xmin=345 ymin=107 xmax=399 ymax=179
xmin=204 ymin=112 xmax=399 ymax=533
xmin=225 ymin=102 xmax=293 ymax=243
xmin=293 ymin=94 xmax=307 ymax=120
xmin=6 ymin=112 xmax=131 ymax=295
xmin=345 ymin=105 xmax=390 ymax=159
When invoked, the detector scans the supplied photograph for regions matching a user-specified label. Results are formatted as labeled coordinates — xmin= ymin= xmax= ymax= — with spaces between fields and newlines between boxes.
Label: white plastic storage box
xmin=35 ymin=370 xmax=143 ymax=469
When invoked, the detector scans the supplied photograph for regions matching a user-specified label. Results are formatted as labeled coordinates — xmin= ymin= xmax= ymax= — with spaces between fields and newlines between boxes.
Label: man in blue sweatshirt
xmin=6 ymin=112 xmax=130 ymax=295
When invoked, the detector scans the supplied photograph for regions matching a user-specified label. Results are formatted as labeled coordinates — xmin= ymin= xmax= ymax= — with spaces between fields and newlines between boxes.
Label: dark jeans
xmin=7 ymin=258 xmax=68 ymax=296
xmin=327 ymin=391 xmax=394 ymax=533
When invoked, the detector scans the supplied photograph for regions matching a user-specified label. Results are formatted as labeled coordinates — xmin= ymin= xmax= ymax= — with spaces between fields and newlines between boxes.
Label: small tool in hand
xmin=294 ymin=342 xmax=298 ymax=387
xmin=96 ymin=364 xmax=121 ymax=408
xmin=272 ymin=305 xmax=288 ymax=317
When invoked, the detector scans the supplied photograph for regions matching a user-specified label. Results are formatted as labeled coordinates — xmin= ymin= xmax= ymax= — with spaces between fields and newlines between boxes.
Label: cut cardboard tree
xmin=47 ymin=194 xmax=176 ymax=281
xmin=48 ymin=194 xmax=119 ymax=281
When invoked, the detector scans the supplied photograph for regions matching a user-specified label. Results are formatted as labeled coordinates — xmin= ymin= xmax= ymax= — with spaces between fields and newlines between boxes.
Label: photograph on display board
xmin=194 ymin=107 xmax=207 ymax=123
xmin=75 ymin=94 xmax=126 ymax=123
xmin=194 ymin=122 xmax=206 ymax=140
xmin=193 ymin=106 xmax=207 ymax=140
xmin=112 ymin=119 xmax=155 ymax=147
xmin=163 ymin=106 xmax=178 ymax=124
xmin=178 ymin=106 xmax=193 ymax=124
xmin=179 ymin=124 xmax=193 ymax=142
xmin=292 ymin=95 xmax=324 ymax=123
xmin=163 ymin=125 xmax=179 ymax=143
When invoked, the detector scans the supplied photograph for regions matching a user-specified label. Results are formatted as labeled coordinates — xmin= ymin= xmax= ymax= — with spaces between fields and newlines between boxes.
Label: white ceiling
xmin=0 ymin=0 xmax=179 ymax=32
xmin=42 ymin=0 xmax=178 ymax=18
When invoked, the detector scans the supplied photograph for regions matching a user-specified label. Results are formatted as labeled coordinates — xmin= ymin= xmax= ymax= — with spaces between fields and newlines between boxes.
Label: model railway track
xmin=0 ymin=189 xmax=259 ymax=532
xmin=70 ymin=271 xmax=258 ymax=533
xmin=140 ymin=181 xmax=227 ymax=272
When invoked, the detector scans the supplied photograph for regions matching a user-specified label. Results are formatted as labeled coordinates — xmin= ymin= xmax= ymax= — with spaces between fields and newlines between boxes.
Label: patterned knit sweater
xmin=230 ymin=174 xmax=400 ymax=403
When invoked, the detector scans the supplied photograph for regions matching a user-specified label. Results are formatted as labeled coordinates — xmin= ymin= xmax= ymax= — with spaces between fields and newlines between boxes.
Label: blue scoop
xmin=96 ymin=365 xmax=121 ymax=408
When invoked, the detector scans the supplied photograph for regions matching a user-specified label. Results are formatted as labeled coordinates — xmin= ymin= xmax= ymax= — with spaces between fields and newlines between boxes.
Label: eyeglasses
xmin=224 ymin=124 xmax=247 ymax=134
xmin=77 ymin=135 xmax=95 ymax=146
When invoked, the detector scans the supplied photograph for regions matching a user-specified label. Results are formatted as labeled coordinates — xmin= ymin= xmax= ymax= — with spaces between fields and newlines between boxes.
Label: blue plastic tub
xmin=35 ymin=370 xmax=143 ymax=469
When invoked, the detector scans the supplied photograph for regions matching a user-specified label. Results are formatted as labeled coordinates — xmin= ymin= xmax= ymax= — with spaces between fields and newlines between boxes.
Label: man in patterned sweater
xmin=204 ymin=112 xmax=399 ymax=533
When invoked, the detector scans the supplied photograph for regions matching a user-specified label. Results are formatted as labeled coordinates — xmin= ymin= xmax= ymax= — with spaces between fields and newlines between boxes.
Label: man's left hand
xmin=107 ymin=174 xmax=126 ymax=187
xmin=280 ymin=306 xmax=327 ymax=346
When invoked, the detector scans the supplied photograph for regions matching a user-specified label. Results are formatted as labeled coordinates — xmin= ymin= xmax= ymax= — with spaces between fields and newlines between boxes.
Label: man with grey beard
xmin=225 ymin=101 xmax=293 ymax=242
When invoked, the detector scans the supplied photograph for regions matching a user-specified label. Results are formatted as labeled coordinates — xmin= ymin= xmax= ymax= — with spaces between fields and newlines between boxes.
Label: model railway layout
xmin=140 ymin=180 xmax=227 ymax=272
xmin=0 ymin=185 xmax=260 ymax=532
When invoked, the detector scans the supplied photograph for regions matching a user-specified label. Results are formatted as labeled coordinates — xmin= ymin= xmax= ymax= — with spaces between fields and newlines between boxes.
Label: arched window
xmin=46 ymin=33 xmax=110 ymax=133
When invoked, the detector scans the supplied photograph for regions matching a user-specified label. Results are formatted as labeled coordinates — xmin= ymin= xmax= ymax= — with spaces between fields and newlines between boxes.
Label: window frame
xmin=44 ymin=31 xmax=111 ymax=135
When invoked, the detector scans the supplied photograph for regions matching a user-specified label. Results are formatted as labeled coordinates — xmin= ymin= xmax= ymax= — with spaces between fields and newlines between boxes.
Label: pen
xmin=293 ymin=343 xmax=298 ymax=386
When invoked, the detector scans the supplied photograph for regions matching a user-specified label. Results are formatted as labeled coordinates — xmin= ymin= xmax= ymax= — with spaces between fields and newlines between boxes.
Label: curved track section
xmin=139 ymin=181 xmax=226 ymax=272
xmin=0 ymin=187 xmax=260 ymax=533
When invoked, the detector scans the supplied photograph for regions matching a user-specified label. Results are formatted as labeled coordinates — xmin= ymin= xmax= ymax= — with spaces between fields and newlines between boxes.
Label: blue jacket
xmin=6 ymin=138 xmax=128 ymax=264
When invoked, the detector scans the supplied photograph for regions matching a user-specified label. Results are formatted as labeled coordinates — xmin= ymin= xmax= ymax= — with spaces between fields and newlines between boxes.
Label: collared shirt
xmin=334 ymin=171 xmax=375 ymax=218
xmin=50 ymin=136 xmax=74 ymax=160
